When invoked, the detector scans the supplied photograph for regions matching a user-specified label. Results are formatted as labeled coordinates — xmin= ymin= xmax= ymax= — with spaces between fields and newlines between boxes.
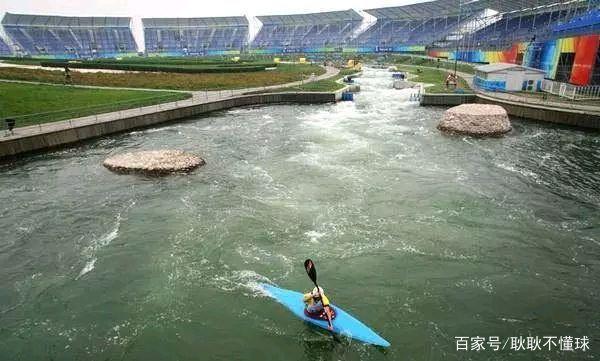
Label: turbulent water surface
xmin=1 ymin=68 xmax=599 ymax=360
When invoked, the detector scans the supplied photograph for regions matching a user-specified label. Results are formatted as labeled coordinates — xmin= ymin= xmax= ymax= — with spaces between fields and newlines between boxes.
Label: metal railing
xmin=1 ymin=66 xmax=339 ymax=138
xmin=3 ymin=93 xmax=190 ymax=129
xmin=541 ymin=79 xmax=600 ymax=101
xmin=0 ymin=89 xmax=259 ymax=137
xmin=473 ymin=86 xmax=600 ymax=113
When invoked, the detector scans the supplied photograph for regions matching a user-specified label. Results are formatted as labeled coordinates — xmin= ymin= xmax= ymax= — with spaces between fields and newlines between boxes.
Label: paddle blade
xmin=304 ymin=259 xmax=317 ymax=285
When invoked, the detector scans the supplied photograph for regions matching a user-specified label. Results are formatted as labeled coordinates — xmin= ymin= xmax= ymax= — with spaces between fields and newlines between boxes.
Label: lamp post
xmin=5 ymin=119 xmax=15 ymax=136
xmin=454 ymin=0 xmax=462 ymax=78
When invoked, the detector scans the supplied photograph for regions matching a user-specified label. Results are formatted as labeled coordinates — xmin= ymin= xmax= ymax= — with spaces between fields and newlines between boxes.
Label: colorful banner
xmin=247 ymin=46 xmax=424 ymax=55
xmin=429 ymin=34 xmax=600 ymax=85
xmin=539 ymin=39 xmax=559 ymax=78
xmin=429 ymin=50 xmax=450 ymax=58
xmin=342 ymin=47 xmax=374 ymax=53
xmin=393 ymin=45 xmax=425 ymax=52
xmin=147 ymin=50 xmax=240 ymax=56
xmin=248 ymin=49 xmax=280 ymax=55
xmin=10 ymin=51 xmax=139 ymax=59
xmin=570 ymin=34 xmax=600 ymax=85
xmin=433 ymin=44 xmax=523 ymax=64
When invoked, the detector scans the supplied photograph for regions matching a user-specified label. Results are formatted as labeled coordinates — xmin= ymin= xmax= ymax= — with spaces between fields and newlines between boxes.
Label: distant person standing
xmin=446 ymin=73 xmax=457 ymax=89
xmin=64 ymin=66 xmax=72 ymax=85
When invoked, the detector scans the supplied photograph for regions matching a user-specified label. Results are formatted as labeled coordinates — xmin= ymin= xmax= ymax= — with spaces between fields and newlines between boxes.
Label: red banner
xmin=570 ymin=35 xmax=600 ymax=85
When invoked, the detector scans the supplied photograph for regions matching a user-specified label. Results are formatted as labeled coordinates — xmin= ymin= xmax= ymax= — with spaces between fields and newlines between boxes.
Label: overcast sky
xmin=1 ymin=0 xmax=420 ymax=18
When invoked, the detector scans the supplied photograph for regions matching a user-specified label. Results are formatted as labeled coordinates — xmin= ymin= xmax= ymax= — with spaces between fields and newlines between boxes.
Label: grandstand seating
xmin=356 ymin=15 xmax=460 ymax=49
xmin=360 ymin=1 xmax=590 ymax=50
xmin=554 ymin=8 xmax=600 ymax=35
xmin=1 ymin=13 xmax=136 ymax=58
xmin=0 ymin=0 xmax=595 ymax=58
xmin=252 ymin=10 xmax=362 ymax=52
xmin=357 ymin=0 xmax=502 ymax=50
xmin=0 ymin=37 xmax=11 ymax=55
xmin=468 ymin=6 xmax=590 ymax=48
xmin=142 ymin=17 xmax=248 ymax=55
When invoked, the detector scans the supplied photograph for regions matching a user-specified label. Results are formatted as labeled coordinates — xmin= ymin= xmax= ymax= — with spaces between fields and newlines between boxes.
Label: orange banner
xmin=570 ymin=34 xmax=600 ymax=85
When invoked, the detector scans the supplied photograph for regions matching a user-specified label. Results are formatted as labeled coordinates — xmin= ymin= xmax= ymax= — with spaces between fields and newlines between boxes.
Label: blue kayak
xmin=260 ymin=283 xmax=390 ymax=347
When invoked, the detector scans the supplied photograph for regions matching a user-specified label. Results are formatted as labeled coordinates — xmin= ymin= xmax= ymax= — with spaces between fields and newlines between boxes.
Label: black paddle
xmin=304 ymin=259 xmax=334 ymax=331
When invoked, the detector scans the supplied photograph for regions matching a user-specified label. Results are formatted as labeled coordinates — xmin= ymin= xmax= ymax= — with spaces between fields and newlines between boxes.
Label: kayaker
xmin=303 ymin=286 xmax=334 ymax=330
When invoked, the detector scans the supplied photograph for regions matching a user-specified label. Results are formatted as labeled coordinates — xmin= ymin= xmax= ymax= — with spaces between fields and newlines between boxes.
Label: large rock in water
xmin=103 ymin=150 xmax=205 ymax=175
xmin=438 ymin=104 xmax=511 ymax=136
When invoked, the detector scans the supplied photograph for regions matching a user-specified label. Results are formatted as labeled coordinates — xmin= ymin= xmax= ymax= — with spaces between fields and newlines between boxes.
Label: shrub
xmin=40 ymin=61 xmax=269 ymax=74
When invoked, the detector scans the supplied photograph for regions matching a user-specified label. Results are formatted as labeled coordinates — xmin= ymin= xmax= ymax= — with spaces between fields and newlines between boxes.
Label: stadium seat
xmin=1 ymin=13 xmax=137 ymax=58
xmin=251 ymin=10 xmax=362 ymax=52
xmin=142 ymin=17 xmax=248 ymax=55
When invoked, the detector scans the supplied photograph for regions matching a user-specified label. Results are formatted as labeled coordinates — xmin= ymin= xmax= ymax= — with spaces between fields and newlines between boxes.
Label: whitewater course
xmin=1 ymin=68 xmax=599 ymax=360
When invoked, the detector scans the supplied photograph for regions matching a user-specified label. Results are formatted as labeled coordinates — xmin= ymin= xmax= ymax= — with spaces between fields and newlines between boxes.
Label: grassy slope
xmin=0 ymin=82 xmax=190 ymax=127
xmin=393 ymin=65 xmax=471 ymax=93
xmin=392 ymin=55 xmax=475 ymax=74
xmin=0 ymin=58 xmax=45 ymax=66
xmin=263 ymin=68 xmax=360 ymax=93
xmin=0 ymin=64 xmax=324 ymax=91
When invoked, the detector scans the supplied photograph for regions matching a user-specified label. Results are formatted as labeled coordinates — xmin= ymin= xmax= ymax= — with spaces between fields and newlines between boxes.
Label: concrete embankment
xmin=0 ymin=92 xmax=338 ymax=159
xmin=396 ymin=62 xmax=600 ymax=129
xmin=476 ymin=93 xmax=600 ymax=129
xmin=420 ymin=93 xmax=477 ymax=106
xmin=420 ymin=92 xmax=600 ymax=129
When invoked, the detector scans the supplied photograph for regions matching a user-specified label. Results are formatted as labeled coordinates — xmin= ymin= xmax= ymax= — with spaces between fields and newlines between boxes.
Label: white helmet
xmin=311 ymin=286 xmax=324 ymax=298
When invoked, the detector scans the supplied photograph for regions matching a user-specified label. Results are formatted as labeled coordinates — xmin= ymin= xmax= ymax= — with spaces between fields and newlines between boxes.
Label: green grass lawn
xmin=0 ymin=57 xmax=45 ymax=66
xmin=0 ymin=63 xmax=324 ymax=91
xmin=260 ymin=68 xmax=360 ymax=93
xmin=393 ymin=65 xmax=472 ymax=93
xmin=0 ymin=82 xmax=191 ymax=127
xmin=392 ymin=55 xmax=476 ymax=74
xmin=285 ymin=78 xmax=345 ymax=92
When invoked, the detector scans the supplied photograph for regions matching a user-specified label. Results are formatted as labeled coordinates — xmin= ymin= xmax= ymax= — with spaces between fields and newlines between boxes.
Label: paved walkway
xmin=0 ymin=78 xmax=191 ymax=93
xmin=0 ymin=65 xmax=339 ymax=96
xmin=476 ymin=87 xmax=600 ymax=115
xmin=1 ymin=66 xmax=339 ymax=142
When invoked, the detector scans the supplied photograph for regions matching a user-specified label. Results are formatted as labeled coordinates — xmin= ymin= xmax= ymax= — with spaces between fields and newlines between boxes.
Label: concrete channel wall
xmin=420 ymin=93 xmax=477 ymax=106
xmin=420 ymin=92 xmax=600 ymax=129
xmin=0 ymin=92 xmax=337 ymax=159
xmin=475 ymin=94 xmax=600 ymax=129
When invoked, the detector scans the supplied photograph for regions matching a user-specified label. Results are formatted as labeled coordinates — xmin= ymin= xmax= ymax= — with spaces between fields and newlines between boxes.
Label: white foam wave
xmin=211 ymin=269 xmax=273 ymax=297
xmin=76 ymin=258 xmax=96 ymax=280
xmin=455 ymin=278 xmax=494 ymax=294
xmin=396 ymin=244 xmax=427 ymax=256
xmin=228 ymin=107 xmax=261 ymax=115
xmin=235 ymin=245 xmax=294 ymax=278
xmin=305 ymin=230 xmax=325 ymax=244
xmin=497 ymin=163 xmax=539 ymax=180
xmin=76 ymin=202 xmax=133 ymax=280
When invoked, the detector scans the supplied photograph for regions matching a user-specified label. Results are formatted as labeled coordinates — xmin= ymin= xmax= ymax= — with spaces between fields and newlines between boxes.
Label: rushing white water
xmin=0 ymin=68 xmax=598 ymax=361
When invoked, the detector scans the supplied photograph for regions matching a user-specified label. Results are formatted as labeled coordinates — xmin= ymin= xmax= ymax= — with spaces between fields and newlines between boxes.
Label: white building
xmin=474 ymin=63 xmax=546 ymax=92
